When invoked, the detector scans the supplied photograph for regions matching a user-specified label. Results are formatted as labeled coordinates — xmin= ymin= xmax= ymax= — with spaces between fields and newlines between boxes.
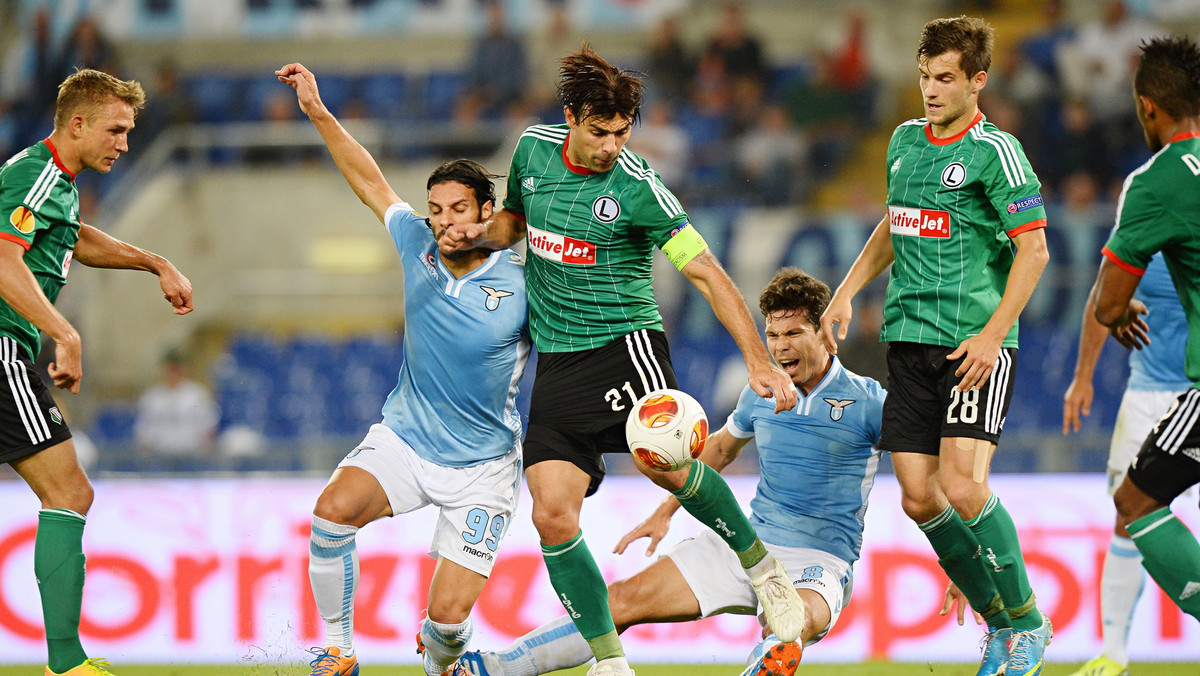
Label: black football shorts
xmin=0 ymin=337 xmax=73 ymax=464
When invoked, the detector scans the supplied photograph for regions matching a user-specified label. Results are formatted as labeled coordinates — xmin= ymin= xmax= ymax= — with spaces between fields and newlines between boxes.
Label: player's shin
xmin=1099 ymin=534 xmax=1144 ymax=665
xmin=965 ymin=495 xmax=1043 ymax=630
xmin=542 ymin=532 xmax=623 ymax=661
xmin=918 ymin=504 xmax=1011 ymax=629
xmin=309 ymin=515 xmax=360 ymax=653
xmin=35 ymin=509 xmax=89 ymax=674
xmin=1128 ymin=507 xmax=1200 ymax=619
xmin=670 ymin=461 xmax=759 ymax=556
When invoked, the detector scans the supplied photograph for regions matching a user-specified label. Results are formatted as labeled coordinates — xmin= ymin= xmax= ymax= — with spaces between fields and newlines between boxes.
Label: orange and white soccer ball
xmin=625 ymin=388 xmax=709 ymax=472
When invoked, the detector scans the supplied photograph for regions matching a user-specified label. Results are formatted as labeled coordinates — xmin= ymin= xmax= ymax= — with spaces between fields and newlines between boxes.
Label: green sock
xmin=965 ymin=494 xmax=1042 ymax=631
xmin=36 ymin=509 xmax=88 ymax=673
xmin=542 ymin=531 xmax=622 ymax=660
xmin=671 ymin=461 xmax=758 ymax=555
xmin=1128 ymin=507 xmax=1200 ymax=620
xmin=919 ymin=504 xmax=1011 ymax=630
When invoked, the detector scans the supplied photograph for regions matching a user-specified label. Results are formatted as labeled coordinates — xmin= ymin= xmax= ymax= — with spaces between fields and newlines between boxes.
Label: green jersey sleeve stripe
xmin=522 ymin=126 xmax=567 ymax=143
xmin=969 ymin=127 xmax=1025 ymax=188
xmin=615 ymin=153 xmax=682 ymax=216
xmin=24 ymin=160 xmax=57 ymax=210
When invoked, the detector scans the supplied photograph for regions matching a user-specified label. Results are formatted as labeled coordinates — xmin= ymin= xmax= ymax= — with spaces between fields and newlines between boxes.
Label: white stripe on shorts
xmin=1 ymin=337 xmax=50 ymax=444
xmin=1157 ymin=389 xmax=1200 ymax=454
xmin=984 ymin=349 xmax=1012 ymax=435
xmin=625 ymin=329 xmax=666 ymax=395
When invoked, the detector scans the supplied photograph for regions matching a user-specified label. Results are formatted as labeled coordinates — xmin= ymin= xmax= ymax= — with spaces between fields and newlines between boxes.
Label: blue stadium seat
xmin=88 ymin=405 xmax=137 ymax=445
xmin=190 ymin=75 xmax=243 ymax=123
xmin=412 ymin=70 xmax=463 ymax=120
xmin=359 ymin=73 xmax=409 ymax=120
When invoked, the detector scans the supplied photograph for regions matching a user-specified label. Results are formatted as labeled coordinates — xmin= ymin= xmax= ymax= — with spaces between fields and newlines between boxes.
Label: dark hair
xmin=917 ymin=16 xmax=994 ymax=77
xmin=1135 ymin=36 xmax=1200 ymax=119
xmin=558 ymin=43 xmax=647 ymax=124
xmin=426 ymin=159 xmax=500 ymax=207
xmin=758 ymin=267 xmax=831 ymax=329
xmin=55 ymin=68 xmax=146 ymax=130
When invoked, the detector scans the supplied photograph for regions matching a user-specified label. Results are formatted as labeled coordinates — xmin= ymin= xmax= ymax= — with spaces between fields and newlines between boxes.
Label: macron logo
xmin=888 ymin=205 xmax=950 ymax=239
xmin=527 ymin=225 xmax=596 ymax=265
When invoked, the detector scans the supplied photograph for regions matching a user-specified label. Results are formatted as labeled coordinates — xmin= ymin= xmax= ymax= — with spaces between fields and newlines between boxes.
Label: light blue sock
xmin=487 ymin=615 xmax=593 ymax=676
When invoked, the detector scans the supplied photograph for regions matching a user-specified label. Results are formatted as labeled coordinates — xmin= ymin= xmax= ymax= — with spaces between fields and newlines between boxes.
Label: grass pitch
xmin=3 ymin=663 xmax=1200 ymax=675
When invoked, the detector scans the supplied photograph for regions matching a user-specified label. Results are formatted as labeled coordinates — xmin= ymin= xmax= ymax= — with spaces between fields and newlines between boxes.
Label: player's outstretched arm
xmin=275 ymin=63 xmax=400 ymax=223
xmin=821 ymin=215 xmax=893 ymax=354
xmin=74 ymin=224 xmax=193 ymax=315
xmin=1062 ymin=280 xmax=1146 ymax=434
xmin=438 ymin=208 xmax=527 ymax=254
xmin=0 ymin=240 xmax=82 ymax=391
xmin=947 ymin=227 xmax=1049 ymax=391
xmin=615 ymin=427 xmax=751 ymax=557
xmin=681 ymin=250 xmax=797 ymax=413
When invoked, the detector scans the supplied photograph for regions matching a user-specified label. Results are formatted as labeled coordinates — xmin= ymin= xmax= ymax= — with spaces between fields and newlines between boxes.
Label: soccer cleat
xmin=1065 ymin=656 xmax=1129 ymax=676
xmin=1006 ymin=616 xmax=1053 ymax=676
xmin=454 ymin=651 xmax=494 ymax=676
xmin=307 ymin=646 xmax=359 ymax=676
xmin=45 ymin=659 xmax=115 ymax=676
xmin=586 ymin=657 xmax=636 ymax=676
xmin=975 ymin=627 xmax=1011 ymax=676
xmin=749 ymin=555 xmax=807 ymax=643
xmin=737 ymin=640 xmax=803 ymax=676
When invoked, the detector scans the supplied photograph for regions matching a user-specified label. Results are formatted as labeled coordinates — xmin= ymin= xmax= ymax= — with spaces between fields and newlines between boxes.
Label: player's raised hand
xmin=1108 ymin=299 xmax=1150 ymax=350
xmin=1062 ymin=376 xmax=1093 ymax=435
xmin=947 ymin=331 xmax=1002 ymax=392
xmin=749 ymin=361 xmax=798 ymax=414
xmin=819 ymin=294 xmax=852 ymax=354
xmin=614 ymin=509 xmax=673 ymax=557
xmin=157 ymin=261 xmax=193 ymax=315
xmin=48 ymin=331 xmax=82 ymax=394
xmin=275 ymin=63 xmax=325 ymax=118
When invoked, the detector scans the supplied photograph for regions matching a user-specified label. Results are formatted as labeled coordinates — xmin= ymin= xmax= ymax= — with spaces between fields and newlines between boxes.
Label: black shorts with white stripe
xmin=524 ymin=329 xmax=678 ymax=494
xmin=0 ymin=337 xmax=72 ymax=464
xmin=879 ymin=341 xmax=1017 ymax=455
xmin=1127 ymin=388 xmax=1200 ymax=505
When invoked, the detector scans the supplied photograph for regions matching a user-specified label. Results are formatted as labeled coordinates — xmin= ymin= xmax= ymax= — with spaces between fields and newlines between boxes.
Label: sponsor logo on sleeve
xmin=887 ymin=205 xmax=950 ymax=239
xmin=1006 ymin=194 xmax=1043 ymax=214
xmin=526 ymin=225 xmax=596 ymax=265
xmin=8 ymin=206 xmax=34 ymax=234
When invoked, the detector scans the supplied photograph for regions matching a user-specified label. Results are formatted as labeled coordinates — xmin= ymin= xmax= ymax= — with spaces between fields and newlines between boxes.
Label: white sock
xmin=1100 ymin=534 xmax=1144 ymax=666
xmin=488 ymin=615 xmax=593 ymax=676
xmin=421 ymin=617 xmax=473 ymax=676
xmin=309 ymin=515 xmax=360 ymax=654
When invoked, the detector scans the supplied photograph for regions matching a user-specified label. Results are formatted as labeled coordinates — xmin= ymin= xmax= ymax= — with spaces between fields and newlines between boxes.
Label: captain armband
xmin=661 ymin=223 xmax=708 ymax=271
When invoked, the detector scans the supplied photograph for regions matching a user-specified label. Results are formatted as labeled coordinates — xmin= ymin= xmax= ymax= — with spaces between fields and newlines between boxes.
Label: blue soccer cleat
xmin=453 ymin=650 xmax=494 ymax=676
xmin=975 ymin=627 xmax=1011 ymax=676
xmin=1006 ymin=616 xmax=1052 ymax=676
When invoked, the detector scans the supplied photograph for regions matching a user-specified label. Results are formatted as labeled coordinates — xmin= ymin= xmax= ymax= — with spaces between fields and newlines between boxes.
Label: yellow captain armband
xmin=661 ymin=223 xmax=708 ymax=271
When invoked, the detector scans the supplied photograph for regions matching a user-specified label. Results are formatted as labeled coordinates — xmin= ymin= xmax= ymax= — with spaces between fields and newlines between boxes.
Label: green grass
xmin=4 ymin=664 xmax=1199 ymax=676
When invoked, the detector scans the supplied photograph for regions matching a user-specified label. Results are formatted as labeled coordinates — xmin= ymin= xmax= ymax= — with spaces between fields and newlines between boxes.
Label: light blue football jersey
xmin=1128 ymin=252 xmax=1190 ymax=392
xmin=726 ymin=357 xmax=884 ymax=564
xmin=379 ymin=202 xmax=531 ymax=467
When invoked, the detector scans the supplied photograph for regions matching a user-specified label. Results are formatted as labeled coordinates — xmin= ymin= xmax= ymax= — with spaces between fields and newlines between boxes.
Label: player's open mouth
xmin=778 ymin=359 xmax=799 ymax=374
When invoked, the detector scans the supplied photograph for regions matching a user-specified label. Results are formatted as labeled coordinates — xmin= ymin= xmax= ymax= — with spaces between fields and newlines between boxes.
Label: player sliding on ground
xmin=449 ymin=268 xmax=885 ymax=676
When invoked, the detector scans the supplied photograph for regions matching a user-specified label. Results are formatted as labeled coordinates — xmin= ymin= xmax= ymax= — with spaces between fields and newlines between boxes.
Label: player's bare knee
xmin=426 ymin=599 xmax=472 ymax=625
xmin=530 ymin=504 xmax=579 ymax=544
xmin=312 ymin=487 xmax=364 ymax=526
xmin=899 ymin=493 xmax=941 ymax=523
xmin=42 ymin=473 xmax=94 ymax=514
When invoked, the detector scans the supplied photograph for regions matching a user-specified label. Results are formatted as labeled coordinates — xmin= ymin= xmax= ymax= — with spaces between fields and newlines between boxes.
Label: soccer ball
xmin=625 ymin=388 xmax=709 ymax=472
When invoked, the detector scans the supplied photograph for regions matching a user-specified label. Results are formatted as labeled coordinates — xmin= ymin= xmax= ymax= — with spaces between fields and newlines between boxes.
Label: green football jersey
xmin=882 ymin=112 xmax=1047 ymax=349
xmin=504 ymin=123 xmax=690 ymax=352
xmin=1103 ymin=131 xmax=1200 ymax=387
xmin=0 ymin=140 xmax=82 ymax=359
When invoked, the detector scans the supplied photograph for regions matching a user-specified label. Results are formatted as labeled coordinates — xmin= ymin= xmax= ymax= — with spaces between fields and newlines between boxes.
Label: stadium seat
xmin=359 ymin=73 xmax=410 ymax=120
xmin=190 ymin=75 xmax=244 ymax=123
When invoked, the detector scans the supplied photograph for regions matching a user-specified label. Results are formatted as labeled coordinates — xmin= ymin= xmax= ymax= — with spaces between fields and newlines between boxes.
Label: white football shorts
xmin=338 ymin=423 xmax=521 ymax=576
xmin=1108 ymin=389 xmax=1192 ymax=495
xmin=666 ymin=529 xmax=852 ymax=645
